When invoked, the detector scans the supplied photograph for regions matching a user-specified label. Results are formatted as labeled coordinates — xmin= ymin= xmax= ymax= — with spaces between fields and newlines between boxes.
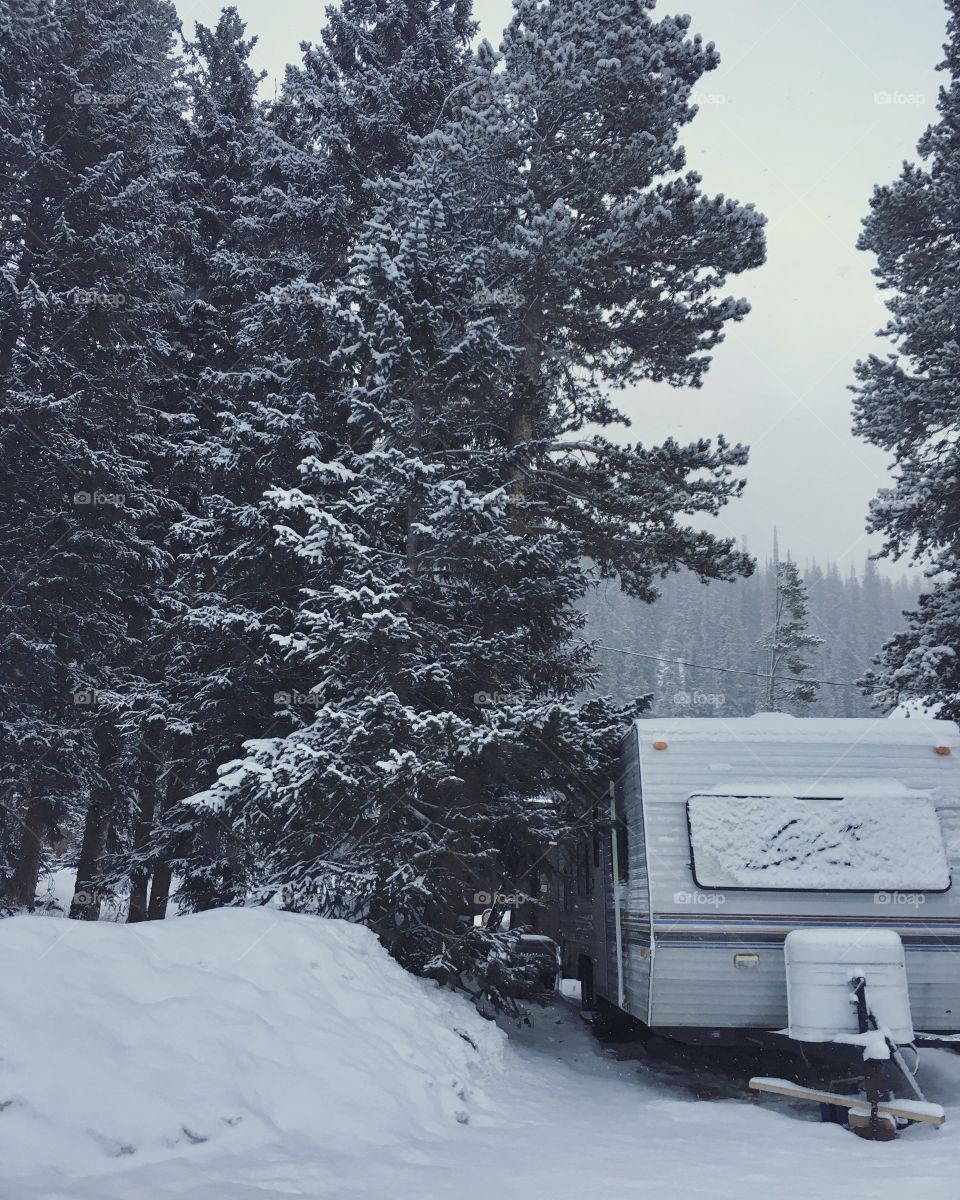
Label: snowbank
xmin=8 ymin=908 xmax=960 ymax=1200
xmin=0 ymin=909 xmax=503 ymax=1187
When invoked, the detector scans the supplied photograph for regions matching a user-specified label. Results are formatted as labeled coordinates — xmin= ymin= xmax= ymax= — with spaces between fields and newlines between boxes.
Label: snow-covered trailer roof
xmin=633 ymin=714 xmax=960 ymax=917
xmin=640 ymin=712 xmax=960 ymax=751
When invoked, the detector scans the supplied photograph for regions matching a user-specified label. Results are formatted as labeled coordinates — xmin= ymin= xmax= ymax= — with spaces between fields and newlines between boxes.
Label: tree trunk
xmin=127 ymin=720 xmax=165 ymax=923
xmin=509 ymin=284 xmax=544 ymax=493
xmin=145 ymin=729 xmax=194 ymax=920
xmin=147 ymin=860 xmax=172 ymax=920
xmin=71 ymin=720 xmax=120 ymax=920
xmin=70 ymin=796 xmax=111 ymax=919
xmin=8 ymin=794 xmax=48 ymax=908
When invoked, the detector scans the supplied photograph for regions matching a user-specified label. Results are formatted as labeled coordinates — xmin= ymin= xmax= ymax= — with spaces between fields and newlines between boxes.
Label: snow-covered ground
xmin=3 ymin=908 xmax=960 ymax=1199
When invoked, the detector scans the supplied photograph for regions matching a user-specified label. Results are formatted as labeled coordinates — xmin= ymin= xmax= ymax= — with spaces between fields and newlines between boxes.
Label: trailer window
xmin=686 ymin=794 xmax=951 ymax=891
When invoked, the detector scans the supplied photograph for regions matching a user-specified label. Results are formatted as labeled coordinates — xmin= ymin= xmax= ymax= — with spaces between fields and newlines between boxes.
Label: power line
xmin=596 ymin=644 xmax=882 ymax=692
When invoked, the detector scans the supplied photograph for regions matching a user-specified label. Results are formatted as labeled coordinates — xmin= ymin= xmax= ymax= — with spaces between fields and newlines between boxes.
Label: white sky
xmin=175 ymin=0 xmax=949 ymax=572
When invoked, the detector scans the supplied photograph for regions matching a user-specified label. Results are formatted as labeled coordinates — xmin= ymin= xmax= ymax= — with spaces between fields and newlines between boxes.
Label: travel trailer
xmin=559 ymin=714 xmax=960 ymax=1047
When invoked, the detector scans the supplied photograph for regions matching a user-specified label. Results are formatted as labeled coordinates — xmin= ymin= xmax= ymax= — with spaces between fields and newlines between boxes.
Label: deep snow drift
xmin=4 ymin=908 xmax=960 ymax=1200
xmin=0 ymin=909 xmax=503 ymax=1193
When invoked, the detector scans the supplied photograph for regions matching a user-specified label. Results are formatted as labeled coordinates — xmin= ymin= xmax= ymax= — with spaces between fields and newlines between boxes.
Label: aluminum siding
xmin=635 ymin=716 xmax=960 ymax=1031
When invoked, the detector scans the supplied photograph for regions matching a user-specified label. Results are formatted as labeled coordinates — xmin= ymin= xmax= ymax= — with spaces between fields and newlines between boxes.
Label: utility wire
xmin=597 ymin=644 xmax=882 ymax=692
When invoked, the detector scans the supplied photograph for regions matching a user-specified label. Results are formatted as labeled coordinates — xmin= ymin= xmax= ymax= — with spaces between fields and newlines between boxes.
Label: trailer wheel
xmin=592 ymin=998 xmax=647 ymax=1042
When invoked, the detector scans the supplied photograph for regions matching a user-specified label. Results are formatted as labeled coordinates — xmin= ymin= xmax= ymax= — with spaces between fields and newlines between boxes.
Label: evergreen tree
xmin=0 ymin=0 xmax=186 ymax=906
xmin=189 ymin=0 xmax=766 ymax=990
xmin=763 ymin=560 xmax=822 ymax=710
xmin=189 ymin=141 xmax=632 ymax=970
xmin=288 ymin=0 xmax=476 ymax=261
xmin=586 ymin=557 xmax=922 ymax=719
xmin=854 ymin=1 xmax=960 ymax=717
xmin=162 ymin=0 xmax=483 ymax=914
xmin=106 ymin=8 xmax=285 ymax=921
xmin=451 ymin=0 xmax=766 ymax=599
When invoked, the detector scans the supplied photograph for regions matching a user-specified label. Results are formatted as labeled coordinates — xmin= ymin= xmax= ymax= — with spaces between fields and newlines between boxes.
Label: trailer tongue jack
xmin=748 ymin=1077 xmax=945 ymax=1138
xmin=750 ymin=972 xmax=945 ymax=1140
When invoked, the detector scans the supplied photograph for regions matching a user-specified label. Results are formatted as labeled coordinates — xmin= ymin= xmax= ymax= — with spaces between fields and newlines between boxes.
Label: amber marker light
xmin=652 ymin=740 xmax=668 ymax=751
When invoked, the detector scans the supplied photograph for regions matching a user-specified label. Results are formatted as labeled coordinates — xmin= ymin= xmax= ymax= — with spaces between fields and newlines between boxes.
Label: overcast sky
xmin=176 ymin=0 xmax=949 ymax=573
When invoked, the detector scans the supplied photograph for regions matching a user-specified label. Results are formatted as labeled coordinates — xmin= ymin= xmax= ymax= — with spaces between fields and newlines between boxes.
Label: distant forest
xmin=584 ymin=556 xmax=925 ymax=718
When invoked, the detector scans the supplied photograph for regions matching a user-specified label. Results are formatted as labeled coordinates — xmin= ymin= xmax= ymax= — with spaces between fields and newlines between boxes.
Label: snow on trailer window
xmin=686 ymin=794 xmax=951 ymax=891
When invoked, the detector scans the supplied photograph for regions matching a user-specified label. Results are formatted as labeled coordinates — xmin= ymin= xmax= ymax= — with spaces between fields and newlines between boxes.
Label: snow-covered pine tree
xmin=189 ymin=0 xmax=766 ymax=991
xmin=161 ymin=0 xmax=483 ymax=914
xmin=177 ymin=8 xmax=268 ymax=400
xmin=586 ymin=557 xmax=921 ymax=718
xmin=0 ymin=0 xmax=187 ymax=908
xmin=443 ymin=0 xmax=766 ymax=599
xmin=763 ymin=559 xmax=822 ymax=711
xmin=286 ymin=0 xmax=476 ymax=262
xmin=101 ymin=8 xmax=287 ymax=922
xmin=854 ymin=1 xmax=960 ymax=717
xmin=188 ymin=146 xmax=640 ymax=985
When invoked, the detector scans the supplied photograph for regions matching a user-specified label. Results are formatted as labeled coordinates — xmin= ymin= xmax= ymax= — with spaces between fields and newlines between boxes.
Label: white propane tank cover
xmin=785 ymin=928 xmax=914 ymax=1045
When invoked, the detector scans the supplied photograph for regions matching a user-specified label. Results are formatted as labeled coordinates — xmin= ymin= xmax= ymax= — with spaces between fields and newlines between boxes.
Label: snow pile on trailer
xmin=0 ymin=909 xmax=503 ymax=1187
xmin=687 ymin=793 xmax=950 ymax=889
